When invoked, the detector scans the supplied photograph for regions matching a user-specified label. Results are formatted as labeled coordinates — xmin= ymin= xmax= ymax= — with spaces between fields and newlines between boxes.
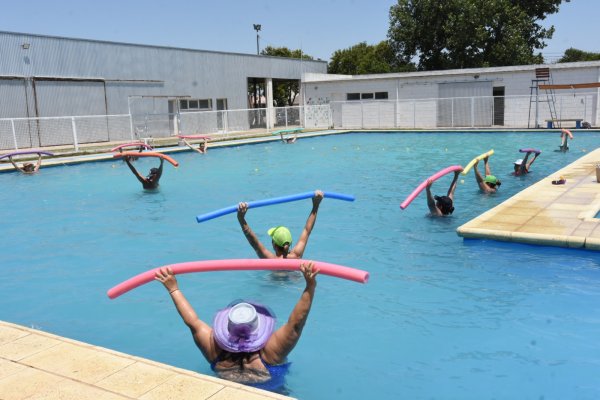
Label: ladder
xmin=528 ymin=68 xmax=559 ymax=128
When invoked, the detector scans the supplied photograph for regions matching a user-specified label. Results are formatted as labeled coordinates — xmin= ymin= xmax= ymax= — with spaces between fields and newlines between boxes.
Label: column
xmin=266 ymin=78 xmax=274 ymax=130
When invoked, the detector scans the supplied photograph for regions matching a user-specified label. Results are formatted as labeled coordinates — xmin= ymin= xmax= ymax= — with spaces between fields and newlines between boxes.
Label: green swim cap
xmin=268 ymin=226 xmax=292 ymax=247
xmin=484 ymin=175 xmax=498 ymax=185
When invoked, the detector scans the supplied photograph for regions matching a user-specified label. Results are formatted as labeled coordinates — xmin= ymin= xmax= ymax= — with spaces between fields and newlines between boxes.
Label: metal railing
xmin=0 ymin=93 xmax=594 ymax=152
xmin=330 ymin=92 xmax=596 ymax=130
xmin=0 ymin=105 xmax=332 ymax=151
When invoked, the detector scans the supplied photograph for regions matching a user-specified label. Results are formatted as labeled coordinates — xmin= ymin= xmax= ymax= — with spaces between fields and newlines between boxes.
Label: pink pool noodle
xmin=107 ymin=258 xmax=369 ymax=299
xmin=400 ymin=165 xmax=463 ymax=210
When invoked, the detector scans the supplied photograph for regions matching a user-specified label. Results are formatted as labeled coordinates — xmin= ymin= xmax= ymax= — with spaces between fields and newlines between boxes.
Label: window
xmin=347 ymin=92 xmax=389 ymax=101
xmin=198 ymin=99 xmax=211 ymax=109
xmin=179 ymin=99 xmax=213 ymax=111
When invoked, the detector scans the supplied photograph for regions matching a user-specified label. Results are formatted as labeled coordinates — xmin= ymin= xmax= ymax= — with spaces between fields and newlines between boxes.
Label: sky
xmin=0 ymin=0 xmax=597 ymax=63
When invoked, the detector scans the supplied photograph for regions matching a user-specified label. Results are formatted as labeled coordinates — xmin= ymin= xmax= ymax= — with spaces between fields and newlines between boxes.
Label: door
xmin=493 ymin=86 xmax=505 ymax=126
xmin=216 ymin=98 xmax=227 ymax=131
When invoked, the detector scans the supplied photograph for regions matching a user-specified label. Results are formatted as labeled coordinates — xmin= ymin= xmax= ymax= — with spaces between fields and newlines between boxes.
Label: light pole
xmin=253 ymin=24 xmax=261 ymax=55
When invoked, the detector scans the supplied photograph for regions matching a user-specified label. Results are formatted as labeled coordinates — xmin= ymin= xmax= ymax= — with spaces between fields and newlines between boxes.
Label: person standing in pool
xmin=279 ymin=132 xmax=297 ymax=144
xmin=558 ymin=130 xmax=570 ymax=152
xmin=9 ymin=154 xmax=42 ymax=175
xmin=473 ymin=156 xmax=501 ymax=194
xmin=425 ymin=169 xmax=462 ymax=216
xmin=182 ymin=138 xmax=208 ymax=154
xmin=154 ymin=261 xmax=318 ymax=390
xmin=237 ymin=190 xmax=324 ymax=259
xmin=123 ymin=155 xmax=163 ymax=190
xmin=513 ymin=150 xmax=540 ymax=176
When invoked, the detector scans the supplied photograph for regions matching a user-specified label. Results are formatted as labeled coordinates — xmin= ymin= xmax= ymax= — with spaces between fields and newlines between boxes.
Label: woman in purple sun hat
xmin=154 ymin=261 xmax=319 ymax=390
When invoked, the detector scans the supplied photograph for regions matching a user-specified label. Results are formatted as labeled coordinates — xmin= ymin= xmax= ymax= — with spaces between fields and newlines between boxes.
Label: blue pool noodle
xmin=196 ymin=191 xmax=355 ymax=223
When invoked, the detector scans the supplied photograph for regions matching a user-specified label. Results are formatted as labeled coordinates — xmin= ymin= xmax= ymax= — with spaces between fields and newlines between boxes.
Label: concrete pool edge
xmin=457 ymin=147 xmax=600 ymax=250
xmin=2 ymin=128 xmax=600 ymax=172
xmin=0 ymin=320 xmax=294 ymax=400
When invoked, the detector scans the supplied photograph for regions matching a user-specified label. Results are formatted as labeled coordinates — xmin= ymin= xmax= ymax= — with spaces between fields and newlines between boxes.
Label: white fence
xmin=0 ymin=105 xmax=332 ymax=151
xmin=0 ymin=93 xmax=595 ymax=151
xmin=331 ymin=92 xmax=597 ymax=130
xmin=0 ymin=114 xmax=133 ymax=151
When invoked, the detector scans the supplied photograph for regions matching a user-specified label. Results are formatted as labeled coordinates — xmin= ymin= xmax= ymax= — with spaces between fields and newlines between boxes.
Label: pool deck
xmin=0 ymin=320 xmax=293 ymax=400
xmin=457 ymin=147 xmax=600 ymax=250
xmin=0 ymin=129 xmax=348 ymax=172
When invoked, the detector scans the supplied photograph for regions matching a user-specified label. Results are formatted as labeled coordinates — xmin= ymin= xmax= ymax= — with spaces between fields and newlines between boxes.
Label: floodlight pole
xmin=253 ymin=24 xmax=261 ymax=55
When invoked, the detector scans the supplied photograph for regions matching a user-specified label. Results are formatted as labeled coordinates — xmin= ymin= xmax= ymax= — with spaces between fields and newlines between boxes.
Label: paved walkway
xmin=0 ymin=130 xmax=347 ymax=172
xmin=458 ymin=148 xmax=600 ymax=250
xmin=0 ymin=321 xmax=293 ymax=400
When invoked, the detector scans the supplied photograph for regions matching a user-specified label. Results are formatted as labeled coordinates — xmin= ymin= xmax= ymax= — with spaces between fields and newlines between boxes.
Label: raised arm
xmin=261 ymin=262 xmax=318 ymax=364
xmin=526 ymin=152 xmax=539 ymax=170
xmin=124 ymin=156 xmax=147 ymax=184
xmin=473 ymin=160 xmax=487 ymax=191
xmin=237 ymin=202 xmax=275 ymax=259
xmin=183 ymin=139 xmax=204 ymax=154
xmin=425 ymin=180 xmax=440 ymax=215
xmin=32 ymin=154 xmax=42 ymax=173
xmin=156 ymin=157 xmax=164 ymax=178
xmin=446 ymin=169 xmax=462 ymax=200
xmin=154 ymin=267 xmax=219 ymax=363
xmin=518 ymin=152 xmax=531 ymax=174
xmin=8 ymin=156 xmax=25 ymax=173
xmin=483 ymin=156 xmax=491 ymax=176
xmin=291 ymin=190 xmax=323 ymax=258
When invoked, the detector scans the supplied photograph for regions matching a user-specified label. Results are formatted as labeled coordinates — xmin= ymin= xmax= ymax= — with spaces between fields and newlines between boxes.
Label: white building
xmin=303 ymin=62 xmax=600 ymax=129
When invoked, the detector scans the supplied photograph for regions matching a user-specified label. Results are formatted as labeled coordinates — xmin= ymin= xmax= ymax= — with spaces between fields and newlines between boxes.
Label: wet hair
xmin=22 ymin=163 xmax=35 ymax=172
xmin=434 ymin=195 xmax=455 ymax=215
xmin=272 ymin=240 xmax=290 ymax=255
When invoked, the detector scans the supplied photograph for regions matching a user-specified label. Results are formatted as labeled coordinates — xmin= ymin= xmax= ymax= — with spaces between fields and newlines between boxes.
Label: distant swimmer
xmin=124 ymin=155 xmax=163 ymax=190
xmin=513 ymin=150 xmax=540 ymax=176
xmin=280 ymin=132 xmax=297 ymax=144
xmin=9 ymin=154 xmax=42 ymax=175
xmin=426 ymin=169 xmax=462 ymax=216
xmin=183 ymin=138 xmax=208 ymax=154
xmin=473 ymin=156 xmax=500 ymax=194
xmin=558 ymin=129 xmax=572 ymax=152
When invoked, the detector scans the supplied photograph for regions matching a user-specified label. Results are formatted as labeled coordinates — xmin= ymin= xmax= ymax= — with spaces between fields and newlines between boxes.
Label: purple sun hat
xmin=213 ymin=300 xmax=276 ymax=353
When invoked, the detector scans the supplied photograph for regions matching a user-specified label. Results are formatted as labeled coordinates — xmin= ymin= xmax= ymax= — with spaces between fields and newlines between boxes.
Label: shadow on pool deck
xmin=457 ymin=147 xmax=600 ymax=250
xmin=0 ymin=321 xmax=294 ymax=400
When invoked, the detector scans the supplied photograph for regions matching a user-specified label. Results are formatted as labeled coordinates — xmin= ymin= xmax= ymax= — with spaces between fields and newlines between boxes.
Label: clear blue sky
xmin=0 ymin=0 xmax=597 ymax=63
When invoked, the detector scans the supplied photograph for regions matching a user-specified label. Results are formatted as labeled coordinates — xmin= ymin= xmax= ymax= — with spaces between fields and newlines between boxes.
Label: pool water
xmin=2 ymin=131 xmax=600 ymax=399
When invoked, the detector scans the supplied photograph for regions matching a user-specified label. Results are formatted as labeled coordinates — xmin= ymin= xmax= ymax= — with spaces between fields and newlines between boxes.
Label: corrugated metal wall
xmin=0 ymin=31 xmax=327 ymax=122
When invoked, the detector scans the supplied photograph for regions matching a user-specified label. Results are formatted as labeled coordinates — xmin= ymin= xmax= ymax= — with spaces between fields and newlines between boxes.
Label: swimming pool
xmin=2 ymin=131 xmax=600 ymax=399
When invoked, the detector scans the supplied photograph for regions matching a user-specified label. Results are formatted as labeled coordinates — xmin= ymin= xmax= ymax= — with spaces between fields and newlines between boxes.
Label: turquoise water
xmin=2 ymin=131 xmax=600 ymax=399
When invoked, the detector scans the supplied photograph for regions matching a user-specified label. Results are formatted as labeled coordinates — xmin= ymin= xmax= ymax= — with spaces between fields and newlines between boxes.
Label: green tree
xmin=328 ymin=41 xmax=415 ymax=75
xmin=260 ymin=46 xmax=313 ymax=106
xmin=388 ymin=0 xmax=566 ymax=71
xmin=261 ymin=45 xmax=313 ymax=61
xmin=558 ymin=48 xmax=600 ymax=63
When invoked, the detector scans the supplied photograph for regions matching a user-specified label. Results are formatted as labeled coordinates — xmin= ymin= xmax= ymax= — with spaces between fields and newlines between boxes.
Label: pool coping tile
xmin=0 ymin=321 xmax=295 ymax=400
xmin=457 ymin=148 xmax=600 ymax=250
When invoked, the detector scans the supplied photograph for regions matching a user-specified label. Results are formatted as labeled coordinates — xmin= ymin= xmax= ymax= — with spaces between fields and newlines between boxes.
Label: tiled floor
xmin=457 ymin=148 xmax=600 ymax=249
xmin=0 ymin=321 xmax=293 ymax=400
xmin=0 ymin=130 xmax=346 ymax=173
